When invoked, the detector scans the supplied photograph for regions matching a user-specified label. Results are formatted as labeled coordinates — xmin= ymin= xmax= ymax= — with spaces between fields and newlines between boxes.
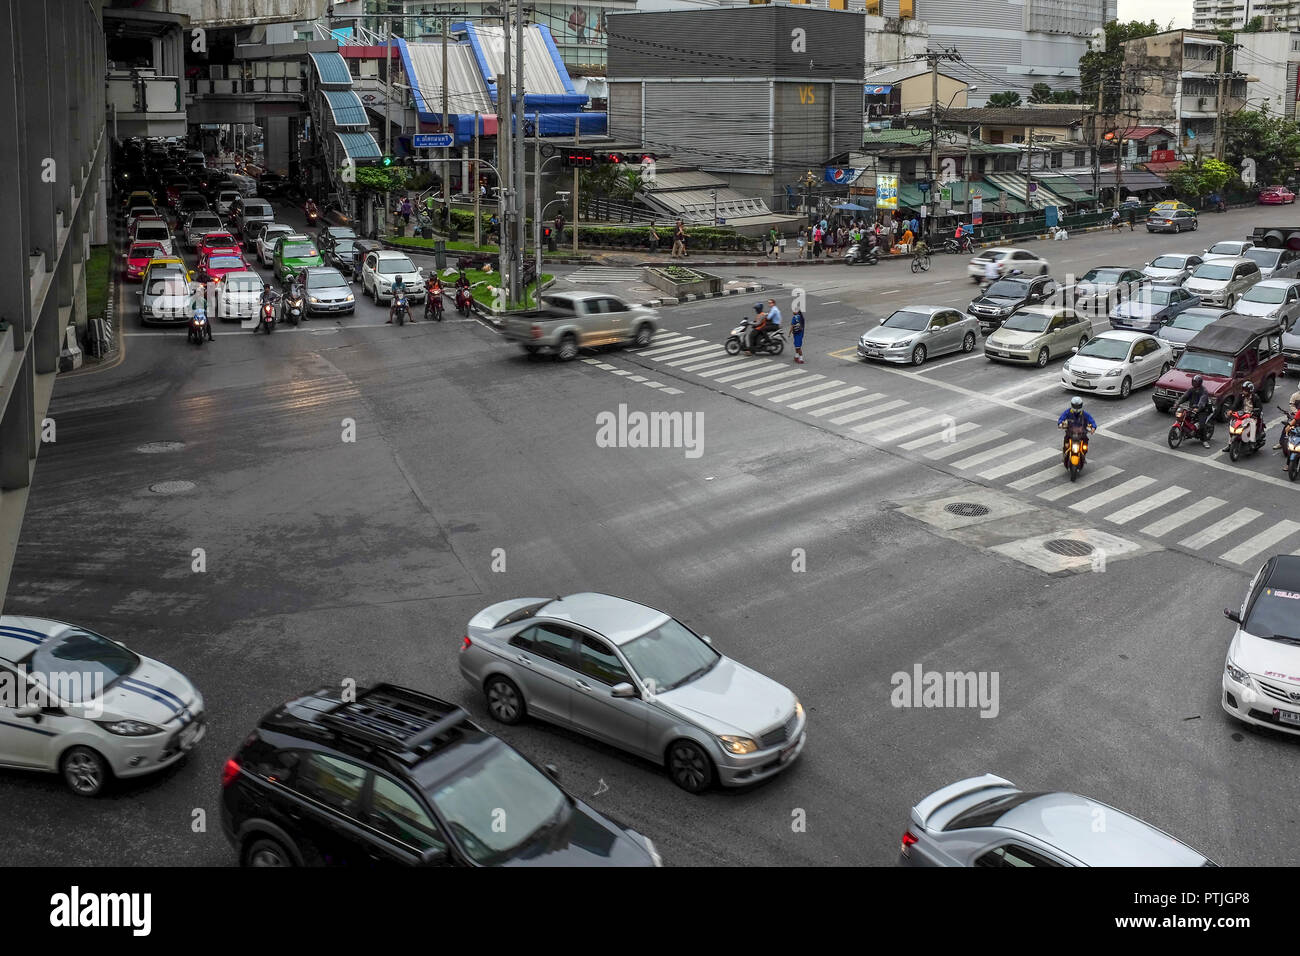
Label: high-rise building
xmin=1193 ymin=0 xmax=1300 ymax=31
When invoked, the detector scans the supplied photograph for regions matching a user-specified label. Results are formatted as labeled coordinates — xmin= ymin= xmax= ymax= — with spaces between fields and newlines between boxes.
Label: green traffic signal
xmin=382 ymin=156 xmax=393 ymax=167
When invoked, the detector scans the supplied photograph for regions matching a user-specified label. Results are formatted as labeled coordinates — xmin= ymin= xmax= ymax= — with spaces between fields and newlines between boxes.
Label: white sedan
xmin=1222 ymin=555 xmax=1300 ymax=736
xmin=1060 ymin=330 xmax=1173 ymax=399
xmin=256 ymin=223 xmax=293 ymax=268
xmin=0 ymin=616 xmax=205 ymax=796
xmin=968 ymin=247 xmax=1051 ymax=283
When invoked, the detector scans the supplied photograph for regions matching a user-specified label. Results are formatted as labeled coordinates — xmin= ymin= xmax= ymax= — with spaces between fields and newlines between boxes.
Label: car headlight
xmin=1225 ymin=659 xmax=1251 ymax=686
xmin=718 ymin=735 xmax=758 ymax=755
xmin=308 ymin=296 xmax=320 ymax=303
xmin=1104 ymin=368 xmax=1122 ymax=377
xmin=97 ymin=719 xmax=163 ymax=736
xmin=1063 ymin=361 xmax=1072 ymax=373
xmin=344 ymin=294 xmax=354 ymax=302
xmin=794 ymin=698 xmax=804 ymax=721
xmin=640 ymin=834 xmax=663 ymax=867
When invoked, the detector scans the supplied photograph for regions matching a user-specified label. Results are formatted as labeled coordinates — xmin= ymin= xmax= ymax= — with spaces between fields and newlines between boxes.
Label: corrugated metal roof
xmin=641 ymin=187 xmax=771 ymax=220
xmin=309 ymin=51 xmax=353 ymax=88
xmin=985 ymin=172 xmax=1080 ymax=210
xmin=322 ymin=89 xmax=368 ymax=128
xmin=401 ymin=41 xmax=493 ymax=116
xmin=474 ymin=24 xmax=569 ymax=97
xmin=335 ymin=131 xmax=382 ymax=159
xmin=642 ymin=169 xmax=728 ymax=192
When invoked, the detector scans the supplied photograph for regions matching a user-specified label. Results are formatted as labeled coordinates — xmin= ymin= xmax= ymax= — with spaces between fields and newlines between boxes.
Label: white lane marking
xmin=1007 ymin=464 xmax=1064 ymax=490
xmin=1104 ymin=486 xmax=1191 ymax=526
xmin=913 ymin=352 xmax=985 ymax=373
xmin=639 ymin=337 xmax=703 ymax=356
xmin=1068 ymin=475 xmax=1157 ymax=513
xmin=610 ymin=369 xmax=633 ymax=377
xmin=748 ymin=373 xmax=825 ymax=396
xmin=989 ymin=369 xmax=1068 ymax=400
xmin=853 ymin=407 xmax=935 ymax=435
xmin=662 ymin=346 xmax=725 ymax=366
xmin=1178 ymin=508 xmax=1263 ymax=550
xmin=661 ymin=387 xmax=684 ymax=395
xmin=925 ymin=429 xmax=1008 ymax=460
xmin=678 ymin=357 xmax=744 ymax=373
xmin=808 ymin=392 xmax=885 ymax=417
xmin=1219 ymin=520 xmax=1300 ymax=565
xmin=642 ymin=341 xmax=709 ymax=359
xmin=1036 ymin=465 xmax=1124 ymax=501
xmin=933 ymin=280 xmax=951 ymax=285
xmin=785 ymin=385 xmax=865 ymax=410
xmin=686 ymin=323 xmax=711 ymax=330
xmin=708 ymin=362 xmax=781 ymax=382
xmin=594 ymin=363 xmax=617 ymax=370
xmin=951 ymin=437 xmax=1036 ymax=471
xmin=899 ymin=422 xmax=978 ymax=449
xmin=627 ymin=375 xmax=647 ymax=382
xmin=869 ymin=412 xmax=952 ymax=444
xmin=831 ymin=399 xmax=907 ymax=426
xmin=1101 ymin=403 xmax=1159 ymax=431
xmin=643 ymin=381 xmax=667 ymax=389
xmin=822 ymin=300 xmax=842 ymax=305
xmin=648 ymin=332 xmax=689 ymax=345
xmin=880 ymin=290 xmax=899 ymax=296
xmin=768 ymin=380 xmax=845 ymax=404
xmin=581 ymin=358 xmax=602 ymax=365
xmin=976 ymin=447 xmax=1058 ymax=480
xmin=731 ymin=369 xmax=811 ymax=391
xmin=1141 ymin=497 xmax=1227 ymax=538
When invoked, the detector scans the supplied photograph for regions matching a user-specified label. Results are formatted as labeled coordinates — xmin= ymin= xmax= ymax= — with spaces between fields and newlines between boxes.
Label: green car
xmin=272 ymin=234 xmax=324 ymax=286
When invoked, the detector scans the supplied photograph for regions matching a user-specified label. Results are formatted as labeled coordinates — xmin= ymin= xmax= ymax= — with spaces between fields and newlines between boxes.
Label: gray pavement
xmin=0 ymin=200 xmax=1295 ymax=867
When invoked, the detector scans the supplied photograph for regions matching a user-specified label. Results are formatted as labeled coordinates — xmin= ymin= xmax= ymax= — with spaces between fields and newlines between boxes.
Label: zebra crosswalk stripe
xmin=831 ymin=399 xmax=907 ymax=427
xmin=1007 ymin=464 xmax=1064 ymax=491
xmin=1140 ymin=497 xmax=1227 ymax=538
xmin=1219 ymin=520 xmax=1300 ymax=565
xmin=677 ymin=357 xmax=743 ymax=373
xmin=807 ymin=393 xmax=885 ymax=418
xmin=640 ymin=339 xmax=706 ymax=358
xmin=1104 ymin=486 xmax=1191 ymax=526
xmin=786 ymin=386 xmax=865 ymax=410
xmin=975 ymin=447 xmax=1058 ymax=480
xmin=870 ymin=412 xmax=955 ymax=444
xmin=950 ymin=437 xmax=1035 ymax=471
xmin=744 ymin=372 xmax=822 ymax=394
xmin=1177 ymin=508 xmax=1263 ymax=550
xmin=768 ymin=381 xmax=845 ymax=403
xmin=926 ymin=429 xmax=1008 ymax=461
xmin=709 ymin=362 xmax=782 ymax=382
xmin=1068 ymin=475 xmax=1156 ymax=514
xmin=661 ymin=345 xmax=722 ymax=365
xmin=899 ymin=422 xmax=978 ymax=450
xmin=1036 ymin=465 xmax=1123 ymax=501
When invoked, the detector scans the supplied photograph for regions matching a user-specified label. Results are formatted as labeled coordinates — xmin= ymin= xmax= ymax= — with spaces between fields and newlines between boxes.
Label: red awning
xmin=1140 ymin=160 xmax=1184 ymax=175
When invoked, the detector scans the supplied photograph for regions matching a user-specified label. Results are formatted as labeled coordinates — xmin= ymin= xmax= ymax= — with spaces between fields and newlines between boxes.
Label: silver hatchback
xmin=899 ymin=774 xmax=1216 ymax=866
xmin=458 ymin=593 xmax=806 ymax=793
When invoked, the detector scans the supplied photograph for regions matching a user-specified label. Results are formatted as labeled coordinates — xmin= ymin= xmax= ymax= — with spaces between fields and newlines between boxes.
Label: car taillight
xmin=221 ymin=758 xmax=240 ymax=788
xmin=1165 ymin=219 xmax=1172 ymax=225
xmin=462 ymin=635 xmax=472 ymax=650
xmin=530 ymin=325 xmax=543 ymax=339
xmin=901 ymin=830 xmax=917 ymax=853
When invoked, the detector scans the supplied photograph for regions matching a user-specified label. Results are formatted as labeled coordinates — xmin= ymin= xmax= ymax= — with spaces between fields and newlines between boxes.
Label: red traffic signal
xmin=562 ymin=150 xmax=595 ymax=169
xmin=542 ymin=226 xmax=552 ymax=237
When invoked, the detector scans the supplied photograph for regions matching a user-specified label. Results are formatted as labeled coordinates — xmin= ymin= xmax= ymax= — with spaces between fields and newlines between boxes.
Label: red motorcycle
xmin=425 ymin=283 xmax=445 ymax=321
xmin=1167 ymin=404 xmax=1213 ymax=448
xmin=455 ymin=286 xmax=473 ymax=317
xmin=1226 ymin=409 xmax=1266 ymax=461
xmin=303 ymin=200 xmax=320 ymax=227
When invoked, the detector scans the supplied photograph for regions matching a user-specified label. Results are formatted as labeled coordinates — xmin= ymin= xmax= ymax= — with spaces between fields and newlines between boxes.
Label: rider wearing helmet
xmin=1176 ymin=374 xmax=1214 ymax=448
xmin=1057 ymin=396 xmax=1098 ymax=461
xmin=746 ymin=301 xmax=768 ymax=353
xmin=1224 ymin=380 xmax=1264 ymax=453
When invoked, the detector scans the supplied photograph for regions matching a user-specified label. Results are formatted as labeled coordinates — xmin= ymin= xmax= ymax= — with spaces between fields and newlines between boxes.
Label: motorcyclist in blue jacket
xmin=1058 ymin=396 xmax=1097 ymax=462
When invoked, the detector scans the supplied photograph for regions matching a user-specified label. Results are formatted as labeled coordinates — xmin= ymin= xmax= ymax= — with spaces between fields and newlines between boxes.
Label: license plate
xmin=779 ymin=740 xmax=798 ymax=763
xmin=865 ymin=349 xmax=881 ymax=357
xmin=1276 ymin=709 xmax=1300 ymax=727
xmin=1074 ymin=378 xmax=1090 ymax=387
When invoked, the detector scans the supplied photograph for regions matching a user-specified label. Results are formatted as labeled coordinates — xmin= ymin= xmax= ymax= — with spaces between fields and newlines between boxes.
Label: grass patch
xmin=388 ymin=235 xmax=586 ymax=259
xmin=85 ymin=244 xmax=111 ymax=319
xmin=431 ymin=267 xmax=552 ymax=311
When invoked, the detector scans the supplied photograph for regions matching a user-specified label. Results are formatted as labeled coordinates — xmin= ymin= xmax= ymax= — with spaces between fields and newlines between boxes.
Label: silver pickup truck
xmin=184 ymin=212 xmax=227 ymax=251
xmin=503 ymin=292 xmax=658 ymax=361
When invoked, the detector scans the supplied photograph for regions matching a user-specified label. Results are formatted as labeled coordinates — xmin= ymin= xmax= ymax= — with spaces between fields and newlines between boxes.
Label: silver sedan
xmin=458 ymin=592 xmax=805 ymax=794
xmin=858 ymin=306 xmax=980 ymax=366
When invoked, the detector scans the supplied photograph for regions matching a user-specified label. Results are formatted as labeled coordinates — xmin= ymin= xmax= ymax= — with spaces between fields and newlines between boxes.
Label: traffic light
xmin=562 ymin=149 xmax=596 ymax=169
xmin=601 ymin=151 xmax=623 ymax=165
xmin=543 ymin=225 xmax=556 ymax=251
xmin=382 ymin=155 xmax=394 ymax=167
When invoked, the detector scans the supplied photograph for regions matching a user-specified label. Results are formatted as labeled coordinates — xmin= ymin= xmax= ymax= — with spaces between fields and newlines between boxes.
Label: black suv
xmin=220 ymin=683 xmax=661 ymax=867
xmin=967 ymin=272 xmax=1059 ymax=335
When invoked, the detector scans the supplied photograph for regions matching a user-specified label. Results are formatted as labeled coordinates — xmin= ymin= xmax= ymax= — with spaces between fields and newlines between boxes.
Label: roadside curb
xmin=638 ymin=284 xmax=764 ymax=309
xmin=378 ymin=237 xmax=592 ymax=265
xmin=477 ymin=275 xmax=558 ymax=325
xmin=65 ymin=257 xmax=126 ymax=377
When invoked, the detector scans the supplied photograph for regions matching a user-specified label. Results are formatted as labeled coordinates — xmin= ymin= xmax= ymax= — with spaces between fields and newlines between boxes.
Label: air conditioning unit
xmin=1197 ymin=97 xmax=1207 ymax=109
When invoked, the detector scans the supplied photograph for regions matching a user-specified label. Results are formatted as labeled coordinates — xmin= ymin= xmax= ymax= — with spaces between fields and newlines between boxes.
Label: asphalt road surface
xmin=4 ymin=203 xmax=1298 ymax=866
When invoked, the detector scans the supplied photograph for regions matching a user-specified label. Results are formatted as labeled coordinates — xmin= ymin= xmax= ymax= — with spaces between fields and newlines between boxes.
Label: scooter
xmin=942 ymin=236 xmax=973 ymax=254
xmin=425 ymin=285 xmax=445 ymax=321
xmin=724 ymin=318 xmax=785 ymax=356
xmin=455 ymin=286 xmax=473 ymax=317
xmin=843 ymin=242 xmax=878 ymax=266
xmin=1167 ymin=404 xmax=1213 ymax=448
xmin=1226 ymin=409 xmax=1266 ymax=461
xmin=280 ymin=289 xmax=305 ymax=326
xmin=1279 ymin=409 xmax=1300 ymax=481
xmin=392 ymin=290 xmax=410 ymax=326
xmin=303 ymin=202 xmax=320 ymax=226
xmin=1059 ymin=420 xmax=1092 ymax=481
xmin=188 ymin=308 xmax=209 ymax=346
xmin=256 ymin=295 xmax=277 ymax=334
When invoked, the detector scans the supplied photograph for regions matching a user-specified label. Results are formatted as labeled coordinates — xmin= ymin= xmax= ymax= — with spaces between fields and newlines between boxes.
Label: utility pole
xmin=963 ymin=124 xmax=972 ymax=221
xmin=534 ymin=112 xmax=541 ymax=294
xmin=1025 ymin=126 xmax=1035 ymax=210
xmin=502 ymin=16 xmax=513 ymax=301
xmin=383 ymin=18 xmax=391 ymax=236
xmin=441 ymin=16 xmax=450 ymax=232
xmin=497 ymin=72 xmax=509 ymax=285
xmin=929 ymin=53 xmax=939 ymax=242
xmin=513 ymin=0 xmax=526 ymax=306
xmin=473 ymin=110 xmax=481 ymax=247
xmin=572 ymin=118 xmax=579 ymax=254
xmin=1092 ymin=73 xmax=1103 ymax=209
xmin=1214 ymin=42 xmax=1229 ymax=160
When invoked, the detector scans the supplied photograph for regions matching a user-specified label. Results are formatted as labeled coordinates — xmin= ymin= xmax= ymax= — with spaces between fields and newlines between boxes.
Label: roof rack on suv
xmin=319 ymin=684 xmax=469 ymax=759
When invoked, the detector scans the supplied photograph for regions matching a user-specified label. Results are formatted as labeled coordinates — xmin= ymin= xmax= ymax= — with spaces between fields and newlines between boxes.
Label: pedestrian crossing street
xmin=587 ymin=330 xmax=1300 ymax=570
xmin=563 ymin=266 xmax=647 ymax=284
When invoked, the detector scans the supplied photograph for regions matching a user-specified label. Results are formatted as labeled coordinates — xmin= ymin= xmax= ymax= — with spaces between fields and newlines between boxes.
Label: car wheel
xmin=1191 ymin=220 xmax=1198 ymax=230
xmin=1119 ymin=376 xmax=1132 ymax=399
xmin=911 ymin=344 xmax=927 ymax=366
xmin=1036 ymin=347 xmax=1050 ymax=368
xmin=1040 ymin=265 xmax=1048 ymax=275
xmin=633 ymin=323 xmax=654 ymax=348
xmin=1173 ymin=223 xmax=1181 ymax=233
xmin=61 ymin=746 xmax=108 ymax=797
xmin=556 ymin=333 xmax=579 ymax=362
xmin=243 ymin=836 xmax=296 ymax=868
xmin=667 ymin=740 xmax=715 ymax=794
xmin=1216 ymin=399 xmax=1234 ymax=423
xmin=1260 ymin=376 xmax=1276 ymax=401
xmin=522 ymin=345 xmax=540 ymax=355
xmin=485 ymin=675 xmax=525 ymax=724
xmin=1078 ymin=334 xmax=1089 ymax=350
xmin=962 ymin=331 xmax=976 ymax=353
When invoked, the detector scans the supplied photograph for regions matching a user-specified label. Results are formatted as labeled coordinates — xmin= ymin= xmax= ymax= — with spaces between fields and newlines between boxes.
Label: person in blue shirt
xmin=1058 ymin=396 xmax=1097 ymax=461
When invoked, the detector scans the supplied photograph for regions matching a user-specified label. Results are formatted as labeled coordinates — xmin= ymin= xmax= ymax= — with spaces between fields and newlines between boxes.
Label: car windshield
xmin=426 ymin=744 xmax=567 ymax=865
xmin=282 ymin=242 xmax=317 ymax=259
xmin=1177 ymin=352 xmax=1233 ymax=377
xmin=1168 ymin=312 xmax=1220 ymax=331
xmin=985 ymin=279 xmax=1029 ymax=298
xmin=1208 ymin=243 xmax=1242 ymax=255
xmin=225 ymin=277 xmax=262 ymax=293
xmin=620 ymin=617 xmax=720 ymax=693
xmin=1244 ymin=585 xmax=1300 ymax=643
xmin=23 ymin=628 xmax=139 ymax=702
xmin=146 ymin=278 xmax=188 ymax=296
xmin=975 ymin=251 xmax=1002 ymax=261
xmin=129 ymin=245 xmax=158 ymax=259
xmin=219 ymin=192 xmax=239 ymax=201
xmin=1243 ymin=285 xmax=1288 ymax=304
xmin=1150 ymin=256 xmax=1186 ymax=269
xmin=308 ymin=273 xmax=348 ymax=289
xmin=333 ymin=239 xmax=356 ymax=257
xmin=1077 ymin=337 xmax=1129 ymax=361
xmin=1001 ymin=312 xmax=1051 ymax=333
xmin=264 ymin=229 xmax=290 ymax=243
xmin=1245 ymin=249 xmax=1280 ymax=269
xmin=1192 ymin=263 xmax=1234 ymax=281
xmin=377 ymin=258 xmax=415 ymax=274
xmin=207 ymin=256 xmax=242 ymax=270
xmin=136 ymin=226 xmax=168 ymax=240
xmin=190 ymin=216 xmax=220 ymax=229
xmin=880 ymin=310 xmax=932 ymax=331
xmin=1082 ymin=268 xmax=1123 ymax=283
xmin=1132 ymin=289 xmax=1174 ymax=306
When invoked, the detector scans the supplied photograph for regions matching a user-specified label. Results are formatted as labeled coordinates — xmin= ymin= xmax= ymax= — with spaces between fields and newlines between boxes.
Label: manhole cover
xmin=136 ymin=441 xmax=185 ymax=454
xmin=944 ymin=502 xmax=991 ymax=517
xmin=148 ymin=480 xmax=196 ymax=495
xmin=1044 ymin=538 xmax=1095 ymax=557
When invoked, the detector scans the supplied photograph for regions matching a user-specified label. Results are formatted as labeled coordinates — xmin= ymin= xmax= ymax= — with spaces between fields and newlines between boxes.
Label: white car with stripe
xmin=0 ymin=616 xmax=205 ymax=796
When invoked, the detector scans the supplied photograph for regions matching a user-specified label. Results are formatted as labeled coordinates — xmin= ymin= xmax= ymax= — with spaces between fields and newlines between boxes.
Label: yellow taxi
xmin=141 ymin=257 xmax=191 ymax=288
xmin=1150 ymin=200 xmax=1194 ymax=214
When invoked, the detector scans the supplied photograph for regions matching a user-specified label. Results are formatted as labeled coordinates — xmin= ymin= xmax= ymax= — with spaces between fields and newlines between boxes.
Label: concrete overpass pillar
xmin=264 ymin=115 xmax=291 ymax=175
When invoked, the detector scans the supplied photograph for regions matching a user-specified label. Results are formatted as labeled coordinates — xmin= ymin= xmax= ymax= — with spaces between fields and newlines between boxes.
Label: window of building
xmin=1051 ymin=152 xmax=1063 ymax=168
xmin=1073 ymin=150 xmax=1085 ymax=165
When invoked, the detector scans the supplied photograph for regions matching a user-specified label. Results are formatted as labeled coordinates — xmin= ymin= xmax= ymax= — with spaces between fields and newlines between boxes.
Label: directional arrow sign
xmin=413 ymin=133 xmax=454 ymax=148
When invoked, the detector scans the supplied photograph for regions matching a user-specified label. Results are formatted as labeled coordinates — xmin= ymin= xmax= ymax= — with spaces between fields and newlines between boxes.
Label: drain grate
xmin=944 ymin=502 xmax=991 ymax=517
xmin=149 ymin=480 xmax=196 ymax=495
xmin=1044 ymin=538 xmax=1095 ymax=557
xmin=136 ymin=441 xmax=185 ymax=454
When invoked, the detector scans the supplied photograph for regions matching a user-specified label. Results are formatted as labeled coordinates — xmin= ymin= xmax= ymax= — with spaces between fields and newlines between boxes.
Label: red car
xmin=123 ymin=240 xmax=165 ymax=281
xmin=1258 ymin=185 xmax=1296 ymax=205
xmin=198 ymin=231 xmax=239 ymax=253
xmin=197 ymin=247 xmax=249 ymax=282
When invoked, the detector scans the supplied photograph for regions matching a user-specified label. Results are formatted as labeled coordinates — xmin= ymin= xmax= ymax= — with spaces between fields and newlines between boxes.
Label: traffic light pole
xmin=513 ymin=0 xmax=525 ymax=307
xmin=572 ymin=119 xmax=580 ymax=254
xmin=534 ymin=113 xmax=541 ymax=295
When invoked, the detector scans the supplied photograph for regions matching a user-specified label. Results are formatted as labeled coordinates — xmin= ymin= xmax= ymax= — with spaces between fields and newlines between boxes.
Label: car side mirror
xmin=610 ymin=682 xmax=638 ymax=699
xmin=418 ymin=845 xmax=449 ymax=866
xmin=135 ymin=289 xmax=142 ymax=295
xmin=1071 ymin=346 xmax=1078 ymax=354
xmin=879 ymin=317 xmax=887 ymax=325
xmin=13 ymin=704 xmax=41 ymax=719
xmin=701 ymin=635 xmax=713 ymax=645
xmin=543 ymin=763 xmax=562 ymax=781
xmin=1224 ymin=607 xmax=1242 ymax=624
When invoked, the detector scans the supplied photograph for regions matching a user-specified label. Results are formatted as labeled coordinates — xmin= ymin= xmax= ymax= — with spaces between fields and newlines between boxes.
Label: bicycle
xmin=910 ymin=250 xmax=931 ymax=273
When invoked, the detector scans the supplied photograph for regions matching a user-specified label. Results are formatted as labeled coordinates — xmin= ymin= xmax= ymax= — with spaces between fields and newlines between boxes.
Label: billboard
xmin=877 ymin=175 xmax=898 ymax=210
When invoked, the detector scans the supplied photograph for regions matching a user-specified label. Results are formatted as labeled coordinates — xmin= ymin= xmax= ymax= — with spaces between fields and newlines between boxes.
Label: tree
xmin=1078 ymin=19 xmax=1161 ymax=113
xmin=352 ymin=166 xmax=410 ymax=194
xmin=1167 ymin=158 xmax=1235 ymax=201
xmin=1223 ymin=108 xmax=1300 ymax=186
xmin=577 ymin=163 xmax=622 ymax=201
xmin=1028 ymin=83 xmax=1053 ymax=104
xmin=612 ymin=167 xmax=643 ymax=199
xmin=987 ymin=91 xmax=1022 ymax=108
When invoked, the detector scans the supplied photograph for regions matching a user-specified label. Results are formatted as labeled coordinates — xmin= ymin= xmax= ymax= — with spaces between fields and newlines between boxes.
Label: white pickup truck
xmin=503 ymin=292 xmax=658 ymax=362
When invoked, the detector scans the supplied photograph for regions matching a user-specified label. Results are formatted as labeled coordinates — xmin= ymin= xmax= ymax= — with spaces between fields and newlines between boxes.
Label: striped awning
xmin=335 ymin=131 xmax=382 ymax=159
xmin=321 ymin=89 xmax=367 ymax=128
xmin=309 ymin=51 xmax=353 ymax=88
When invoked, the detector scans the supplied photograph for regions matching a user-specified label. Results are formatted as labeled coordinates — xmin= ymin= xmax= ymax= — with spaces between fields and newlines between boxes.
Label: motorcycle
xmin=1226 ymin=409 xmax=1266 ymax=461
xmin=425 ymin=285 xmax=445 ymax=321
xmin=392 ymin=290 xmax=410 ymax=326
xmin=724 ymin=318 xmax=785 ymax=356
xmin=280 ymin=290 xmax=305 ymax=326
xmin=1279 ymin=408 xmax=1300 ymax=482
xmin=455 ymin=286 xmax=473 ymax=317
xmin=1059 ymin=421 xmax=1091 ymax=481
xmin=257 ymin=296 xmax=277 ymax=334
xmin=843 ymin=242 xmax=878 ymax=266
xmin=303 ymin=202 xmax=320 ymax=226
xmin=942 ymin=236 xmax=973 ymax=254
xmin=188 ymin=309 xmax=209 ymax=346
xmin=1167 ymin=404 xmax=1214 ymax=448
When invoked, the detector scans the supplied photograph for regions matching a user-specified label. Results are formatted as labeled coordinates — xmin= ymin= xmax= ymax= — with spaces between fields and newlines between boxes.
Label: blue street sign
xmin=413 ymin=133 xmax=454 ymax=148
